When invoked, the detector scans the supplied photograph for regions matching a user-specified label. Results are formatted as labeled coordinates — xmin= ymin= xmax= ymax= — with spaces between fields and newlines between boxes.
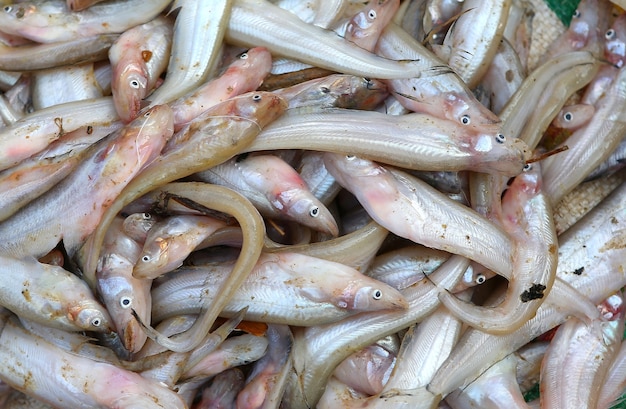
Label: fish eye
xmin=129 ymin=80 xmax=140 ymax=89
xmin=320 ymin=86 xmax=330 ymax=94
xmin=475 ymin=274 xmax=486 ymax=284
xmin=91 ymin=318 xmax=101 ymax=327
xmin=368 ymin=9 xmax=377 ymax=19
xmin=495 ymin=134 xmax=506 ymax=144
xmin=309 ymin=206 xmax=319 ymax=217
xmin=460 ymin=115 xmax=471 ymax=125
xmin=142 ymin=213 xmax=151 ymax=220
xmin=120 ymin=297 xmax=132 ymax=309
xmin=345 ymin=155 xmax=357 ymax=160
xmin=143 ymin=110 xmax=151 ymax=117
xmin=572 ymin=9 xmax=580 ymax=18
xmin=606 ymin=29 xmax=616 ymax=40
xmin=523 ymin=163 xmax=532 ymax=172
xmin=563 ymin=112 xmax=573 ymax=122
xmin=141 ymin=255 xmax=151 ymax=262
xmin=3 ymin=5 xmax=11 ymax=12
xmin=239 ymin=52 xmax=249 ymax=59
xmin=372 ymin=289 xmax=382 ymax=300
xmin=252 ymin=94 xmax=262 ymax=102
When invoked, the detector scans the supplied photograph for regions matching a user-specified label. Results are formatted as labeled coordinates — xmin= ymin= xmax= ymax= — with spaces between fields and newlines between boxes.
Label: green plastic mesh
xmin=544 ymin=0 xmax=582 ymax=26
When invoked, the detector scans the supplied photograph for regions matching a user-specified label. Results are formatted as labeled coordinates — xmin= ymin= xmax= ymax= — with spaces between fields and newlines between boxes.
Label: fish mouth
xmin=121 ymin=319 xmax=148 ymax=354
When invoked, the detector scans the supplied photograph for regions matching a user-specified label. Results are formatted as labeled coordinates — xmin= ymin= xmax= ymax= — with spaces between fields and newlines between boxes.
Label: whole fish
xmin=0 ymin=0 xmax=172 ymax=43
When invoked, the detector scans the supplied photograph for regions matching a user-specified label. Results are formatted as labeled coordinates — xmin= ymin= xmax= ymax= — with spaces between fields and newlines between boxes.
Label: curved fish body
xmin=81 ymin=92 xmax=287 ymax=283
xmin=437 ymin=161 xmax=558 ymax=334
xmin=0 ymin=0 xmax=172 ymax=43
xmin=109 ymin=16 xmax=173 ymax=122
xmin=0 ymin=104 xmax=174 ymax=259
xmin=427 ymin=182 xmax=626 ymax=399
xmin=543 ymin=65 xmax=626 ymax=204
xmin=152 ymin=252 xmax=407 ymax=325
xmin=194 ymin=154 xmax=338 ymax=236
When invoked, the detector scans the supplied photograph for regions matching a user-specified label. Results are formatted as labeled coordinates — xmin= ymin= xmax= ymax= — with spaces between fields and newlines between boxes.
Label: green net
xmin=544 ymin=0 xmax=582 ymax=26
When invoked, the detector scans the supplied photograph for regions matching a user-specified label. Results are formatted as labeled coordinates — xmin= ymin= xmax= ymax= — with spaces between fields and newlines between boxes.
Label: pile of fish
xmin=0 ymin=0 xmax=625 ymax=407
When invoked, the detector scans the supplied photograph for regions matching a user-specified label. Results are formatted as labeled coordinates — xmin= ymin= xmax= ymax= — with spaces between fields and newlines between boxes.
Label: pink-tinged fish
xmin=0 ymin=97 xmax=118 ymax=172
xmin=0 ymin=317 xmax=186 ymax=408
xmin=376 ymin=24 xmax=503 ymax=129
xmin=541 ymin=0 xmax=610 ymax=62
xmin=332 ymin=344 xmax=395 ymax=396
xmin=323 ymin=153 xmax=514 ymax=277
xmin=194 ymin=154 xmax=339 ymax=236
xmin=236 ymin=324 xmax=293 ymax=409
xmin=437 ymin=160 xmax=558 ymax=334
xmin=342 ymin=0 xmax=400 ymax=52
xmin=169 ymin=47 xmax=273 ymax=130
xmin=0 ymin=0 xmax=172 ymax=43
xmin=0 ymin=104 xmax=174 ymax=259
xmin=109 ymin=16 xmax=173 ymax=123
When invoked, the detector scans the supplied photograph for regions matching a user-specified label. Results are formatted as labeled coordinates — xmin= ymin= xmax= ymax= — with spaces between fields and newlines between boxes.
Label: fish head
xmin=442 ymin=91 xmax=501 ymax=127
xmin=70 ymin=301 xmax=114 ymax=333
xmin=344 ymin=282 xmax=408 ymax=312
xmin=112 ymin=65 xmax=149 ymax=123
xmin=97 ymin=263 xmax=150 ymax=353
xmin=128 ymin=104 xmax=174 ymax=166
xmin=229 ymin=91 xmax=288 ymax=129
xmin=133 ymin=236 xmax=171 ymax=279
xmin=467 ymin=129 xmax=530 ymax=177
xmin=273 ymin=188 xmax=339 ymax=236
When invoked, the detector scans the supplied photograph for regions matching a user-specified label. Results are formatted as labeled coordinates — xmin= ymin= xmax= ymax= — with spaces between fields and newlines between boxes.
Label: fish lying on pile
xmin=0 ymin=0 xmax=625 ymax=408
